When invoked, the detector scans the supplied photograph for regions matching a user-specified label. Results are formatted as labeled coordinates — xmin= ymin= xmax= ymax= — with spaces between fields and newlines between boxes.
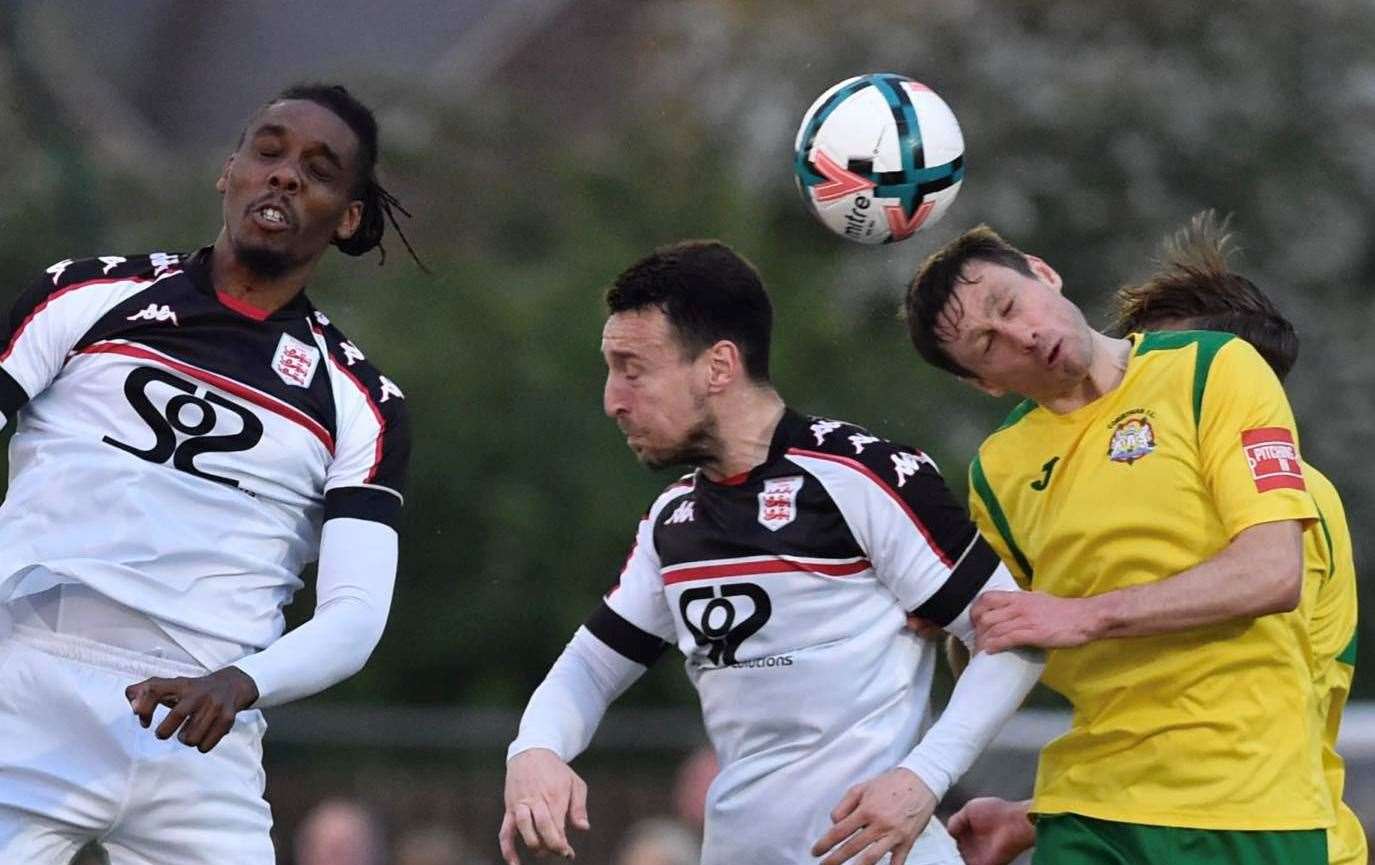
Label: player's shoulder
xmin=307 ymin=308 xmax=408 ymax=418
xmin=977 ymin=398 xmax=1042 ymax=454
xmin=1303 ymin=460 xmax=1345 ymax=517
xmin=31 ymin=252 xmax=187 ymax=292
xmin=1134 ymin=329 xmax=1251 ymax=381
xmin=783 ymin=412 xmax=943 ymax=493
xmin=647 ymin=472 xmax=697 ymax=516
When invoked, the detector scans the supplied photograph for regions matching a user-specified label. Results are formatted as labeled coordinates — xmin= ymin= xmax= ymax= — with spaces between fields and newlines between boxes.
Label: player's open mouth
xmin=250 ymin=203 xmax=292 ymax=231
xmin=1046 ymin=340 xmax=1062 ymax=367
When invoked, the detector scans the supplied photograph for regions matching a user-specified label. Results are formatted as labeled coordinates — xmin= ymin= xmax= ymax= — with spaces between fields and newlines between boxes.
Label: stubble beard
xmin=638 ymin=414 xmax=720 ymax=472
xmin=232 ymin=235 xmax=301 ymax=279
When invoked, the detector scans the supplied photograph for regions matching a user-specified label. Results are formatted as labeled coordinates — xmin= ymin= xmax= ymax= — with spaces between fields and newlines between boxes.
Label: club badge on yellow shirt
xmin=1108 ymin=413 xmax=1156 ymax=465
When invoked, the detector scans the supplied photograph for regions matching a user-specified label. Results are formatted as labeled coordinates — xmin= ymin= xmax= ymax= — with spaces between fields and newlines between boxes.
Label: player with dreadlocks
xmin=0 ymin=82 xmax=413 ymax=864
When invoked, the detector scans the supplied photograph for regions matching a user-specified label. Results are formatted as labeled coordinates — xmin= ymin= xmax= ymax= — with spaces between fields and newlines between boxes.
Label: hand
xmin=905 ymin=614 xmax=945 ymax=640
xmin=124 ymin=666 xmax=260 ymax=753
xmin=972 ymin=591 xmax=1102 ymax=653
xmin=499 ymin=748 xmax=589 ymax=865
xmin=947 ymin=797 xmax=1035 ymax=865
xmin=811 ymin=767 xmax=937 ymax=865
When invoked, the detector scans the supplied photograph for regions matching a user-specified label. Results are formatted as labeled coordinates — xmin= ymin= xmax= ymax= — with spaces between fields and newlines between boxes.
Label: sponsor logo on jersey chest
xmin=1107 ymin=414 xmax=1155 ymax=464
xmin=1242 ymin=427 xmax=1305 ymax=492
xmin=272 ymin=333 xmax=320 ymax=388
xmin=758 ymin=476 xmax=803 ymax=531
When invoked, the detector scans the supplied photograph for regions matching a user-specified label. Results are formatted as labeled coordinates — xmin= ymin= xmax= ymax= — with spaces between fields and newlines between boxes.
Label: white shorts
xmin=0 ymin=626 xmax=276 ymax=865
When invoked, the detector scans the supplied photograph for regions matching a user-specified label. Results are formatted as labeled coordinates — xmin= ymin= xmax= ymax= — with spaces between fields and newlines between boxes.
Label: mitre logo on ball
xmin=793 ymin=73 xmax=965 ymax=245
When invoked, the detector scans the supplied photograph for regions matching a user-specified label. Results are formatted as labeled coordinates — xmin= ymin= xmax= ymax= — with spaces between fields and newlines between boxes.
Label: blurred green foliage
xmin=1 ymin=0 xmax=1372 ymax=708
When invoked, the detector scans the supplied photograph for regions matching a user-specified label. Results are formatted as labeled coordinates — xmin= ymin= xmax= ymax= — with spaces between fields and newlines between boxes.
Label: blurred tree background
xmin=1 ymin=0 xmax=1372 ymax=709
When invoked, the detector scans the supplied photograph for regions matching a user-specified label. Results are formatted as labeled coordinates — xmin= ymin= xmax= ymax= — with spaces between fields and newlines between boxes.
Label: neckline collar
xmin=183 ymin=246 xmax=315 ymax=322
xmin=698 ymin=407 xmax=806 ymax=487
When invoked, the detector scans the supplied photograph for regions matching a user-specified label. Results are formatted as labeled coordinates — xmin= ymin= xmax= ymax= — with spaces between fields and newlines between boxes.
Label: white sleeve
xmin=898 ymin=566 xmax=1045 ymax=798
xmin=232 ymin=518 xmax=396 ymax=707
xmin=789 ymin=444 xmax=1003 ymax=625
xmin=0 ymin=260 xmax=162 ymax=423
xmin=507 ymin=626 xmax=647 ymax=762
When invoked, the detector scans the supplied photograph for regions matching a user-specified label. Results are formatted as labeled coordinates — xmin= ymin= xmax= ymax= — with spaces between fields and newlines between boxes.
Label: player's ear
xmin=1025 ymin=256 xmax=1063 ymax=294
xmin=216 ymin=155 xmax=234 ymax=194
xmin=963 ymin=375 xmax=1007 ymax=398
xmin=703 ymin=340 xmax=742 ymax=393
xmin=334 ymin=201 xmax=363 ymax=243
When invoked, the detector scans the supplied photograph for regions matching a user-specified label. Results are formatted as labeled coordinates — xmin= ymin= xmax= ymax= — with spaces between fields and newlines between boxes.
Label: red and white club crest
xmin=1241 ymin=427 xmax=1306 ymax=492
xmin=758 ymin=476 xmax=804 ymax=532
xmin=272 ymin=333 xmax=321 ymax=388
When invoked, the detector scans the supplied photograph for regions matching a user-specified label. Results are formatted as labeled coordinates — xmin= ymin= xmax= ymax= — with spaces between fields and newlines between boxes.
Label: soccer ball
xmin=793 ymin=74 xmax=964 ymax=245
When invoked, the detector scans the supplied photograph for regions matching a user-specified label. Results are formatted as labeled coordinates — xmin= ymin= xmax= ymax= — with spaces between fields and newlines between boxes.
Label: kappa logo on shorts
xmin=272 ymin=333 xmax=320 ymax=388
xmin=758 ymin=476 xmax=803 ymax=531
xmin=1242 ymin=427 xmax=1306 ymax=492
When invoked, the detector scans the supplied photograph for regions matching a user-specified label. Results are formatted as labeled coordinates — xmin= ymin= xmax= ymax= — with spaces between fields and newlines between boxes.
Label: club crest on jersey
xmin=1242 ymin=427 xmax=1306 ymax=492
xmin=1107 ymin=415 xmax=1155 ymax=464
xmin=272 ymin=333 xmax=320 ymax=388
xmin=758 ymin=476 xmax=803 ymax=531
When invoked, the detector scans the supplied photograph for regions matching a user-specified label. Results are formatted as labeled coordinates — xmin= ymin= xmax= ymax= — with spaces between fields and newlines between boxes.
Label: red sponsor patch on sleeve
xmin=1241 ymin=427 xmax=1306 ymax=492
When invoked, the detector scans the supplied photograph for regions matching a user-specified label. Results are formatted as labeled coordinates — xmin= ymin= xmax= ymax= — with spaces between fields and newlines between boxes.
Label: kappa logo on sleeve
xmin=1241 ymin=427 xmax=1306 ymax=492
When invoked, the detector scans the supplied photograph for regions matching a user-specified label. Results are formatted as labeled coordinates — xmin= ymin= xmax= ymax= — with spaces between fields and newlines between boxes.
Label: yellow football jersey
xmin=1303 ymin=466 xmax=1365 ymax=865
xmin=968 ymin=331 xmax=1329 ymax=831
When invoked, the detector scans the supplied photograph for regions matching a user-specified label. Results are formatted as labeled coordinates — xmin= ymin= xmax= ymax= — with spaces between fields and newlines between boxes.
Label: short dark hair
xmin=606 ymin=240 xmax=773 ymax=382
xmin=247 ymin=83 xmax=422 ymax=267
xmin=1112 ymin=211 xmax=1297 ymax=381
xmin=902 ymin=225 xmax=1037 ymax=378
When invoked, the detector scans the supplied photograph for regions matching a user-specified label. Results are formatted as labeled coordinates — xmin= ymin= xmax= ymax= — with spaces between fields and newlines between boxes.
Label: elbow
xmin=1259 ymin=563 xmax=1302 ymax=616
xmin=1271 ymin=574 xmax=1302 ymax=614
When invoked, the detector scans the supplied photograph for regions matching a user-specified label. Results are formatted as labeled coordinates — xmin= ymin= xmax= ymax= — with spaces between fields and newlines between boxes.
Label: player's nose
xmin=267 ymin=163 xmax=301 ymax=193
xmin=603 ymin=377 xmax=628 ymax=418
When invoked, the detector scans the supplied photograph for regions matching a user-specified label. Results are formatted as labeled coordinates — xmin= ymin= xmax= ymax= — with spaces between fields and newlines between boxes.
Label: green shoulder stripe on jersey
xmin=1135 ymin=330 xmax=1234 ymax=427
xmin=996 ymin=399 xmax=1039 ymax=432
xmin=1337 ymin=629 xmax=1357 ymax=667
xmin=1314 ymin=502 xmax=1336 ymax=585
xmin=970 ymin=456 xmax=1034 ymax=579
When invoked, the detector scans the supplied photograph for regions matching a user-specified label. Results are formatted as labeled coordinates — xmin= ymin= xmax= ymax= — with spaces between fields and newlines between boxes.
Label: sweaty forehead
xmin=245 ymin=100 xmax=360 ymax=163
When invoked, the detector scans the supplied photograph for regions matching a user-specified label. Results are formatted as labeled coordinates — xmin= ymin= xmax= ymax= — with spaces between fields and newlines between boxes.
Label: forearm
xmin=234 ymin=518 xmax=396 ymax=707
xmin=1085 ymin=520 xmax=1303 ymax=639
xmin=508 ymin=627 xmax=645 ymax=762
xmin=900 ymin=646 xmax=1044 ymax=799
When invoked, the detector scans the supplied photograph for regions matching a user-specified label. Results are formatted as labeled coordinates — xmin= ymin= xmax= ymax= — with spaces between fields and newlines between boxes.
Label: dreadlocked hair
xmin=1112 ymin=210 xmax=1297 ymax=380
xmin=267 ymin=83 xmax=427 ymax=271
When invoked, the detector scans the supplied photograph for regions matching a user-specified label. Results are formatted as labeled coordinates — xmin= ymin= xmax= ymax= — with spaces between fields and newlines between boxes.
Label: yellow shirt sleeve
xmin=1197 ymin=338 xmax=1317 ymax=538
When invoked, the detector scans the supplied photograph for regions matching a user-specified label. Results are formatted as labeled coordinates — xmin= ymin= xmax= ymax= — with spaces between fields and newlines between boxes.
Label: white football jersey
xmin=0 ymin=251 xmax=409 ymax=669
xmin=587 ymin=411 xmax=1001 ymax=865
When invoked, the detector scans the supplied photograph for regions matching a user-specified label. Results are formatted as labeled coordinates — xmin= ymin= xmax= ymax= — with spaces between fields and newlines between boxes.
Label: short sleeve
xmin=585 ymin=508 xmax=676 ymax=667
xmin=1198 ymin=339 xmax=1316 ymax=538
xmin=789 ymin=443 xmax=1002 ymax=627
xmin=322 ymin=364 xmax=410 ymax=529
xmin=0 ymin=259 xmax=157 ymax=422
